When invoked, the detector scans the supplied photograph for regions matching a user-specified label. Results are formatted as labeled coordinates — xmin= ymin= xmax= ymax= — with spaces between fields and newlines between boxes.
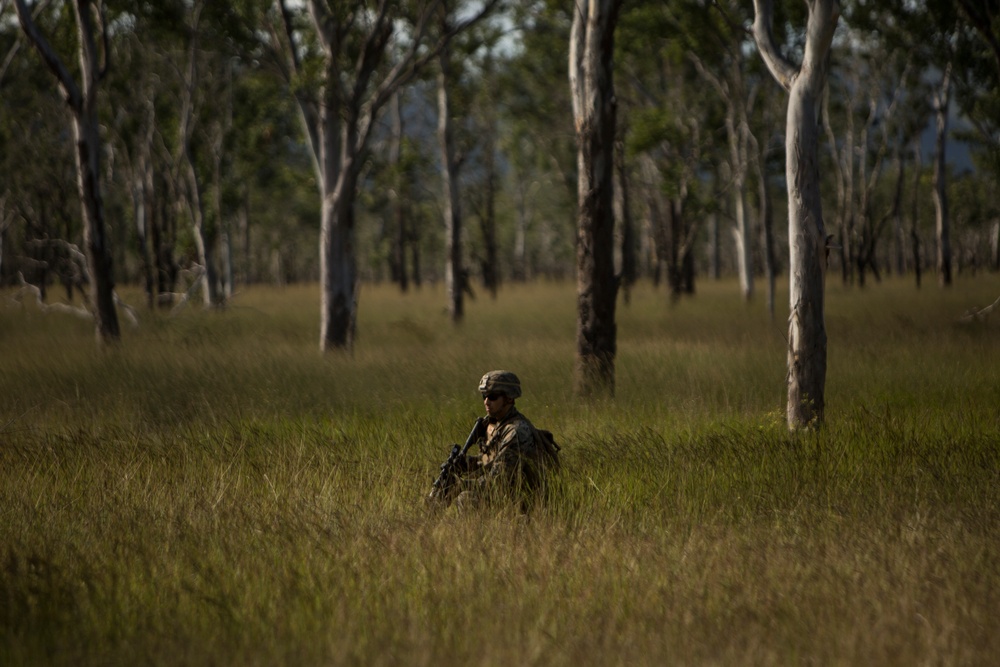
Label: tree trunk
xmin=784 ymin=85 xmax=829 ymax=428
xmin=990 ymin=220 xmax=999 ymax=272
xmin=154 ymin=169 xmax=178 ymax=303
xmin=178 ymin=2 xmax=220 ymax=308
xmin=513 ymin=177 xmax=528 ymax=282
xmin=438 ymin=41 xmax=464 ymax=322
xmin=473 ymin=52 xmax=500 ymax=298
xmin=708 ymin=212 xmax=720 ymax=280
xmin=932 ymin=63 xmax=952 ymax=287
xmin=388 ymin=91 xmax=408 ymax=292
xmin=238 ymin=196 xmax=250 ymax=284
xmin=758 ymin=152 xmax=777 ymax=320
xmin=132 ymin=95 xmax=156 ymax=309
xmin=668 ymin=198 xmax=685 ymax=299
xmin=570 ymin=0 xmax=622 ymax=396
xmin=0 ymin=195 xmax=11 ymax=281
xmin=911 ymin=143 xmax=923 ymax=288
xmin=753 ymin=0 xmax=839 ymax=430
xmin=615 ymin=137 xmax=636 ymax=305
xmin=729 ymin=109 xmax=754 ymax=302
xmin=312 ymin=41 xmax=355 ymax=349
xmin=134 ymin=155 xmax=154 ymax=309
xmin=320 ymin=166 xmax=359 ymax=350
xmin=669 ymin=198 xmax=697 ymax=296
xmin=410 ymin=217 xmax=422 ymax=289
xmin=276 ymin=0 xmax=499 ymax=350
xmin=477 ymin=117 xmax=500 ymax=299
xmin=892 ymin=150 xmax=906 ymax=276
xmin=15 ymin=0 xmax=120 ymax=344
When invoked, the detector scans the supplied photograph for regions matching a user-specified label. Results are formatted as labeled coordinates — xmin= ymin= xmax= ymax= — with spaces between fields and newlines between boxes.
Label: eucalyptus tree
xmin=14 ymin=0 xmax=120 ymax=344
xmin=570 ymin=0 xmax=622 ymax=396
xmin=437 ymin=8 xmax=497 ymax=322
xmin=437 ymin=52 xmax=461 ymax=318
xmin=268 ymin=0 xmax=499 ymax=352
xmin=752 ymin=0 xmax=840 ymax=429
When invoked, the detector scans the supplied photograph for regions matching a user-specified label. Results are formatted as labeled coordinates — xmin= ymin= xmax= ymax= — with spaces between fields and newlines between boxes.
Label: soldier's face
xmin=483 ymin=392 xmax=512 ymax=419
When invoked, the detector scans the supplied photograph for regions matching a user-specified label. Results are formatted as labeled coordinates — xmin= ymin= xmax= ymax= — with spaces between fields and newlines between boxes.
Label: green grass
xmin=2 ymin=275 xmax=999 ymax=665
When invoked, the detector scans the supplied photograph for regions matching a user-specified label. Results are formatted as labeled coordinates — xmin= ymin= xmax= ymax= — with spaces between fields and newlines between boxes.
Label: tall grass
xmin=1 ymin=275 xmax=999 ymax=665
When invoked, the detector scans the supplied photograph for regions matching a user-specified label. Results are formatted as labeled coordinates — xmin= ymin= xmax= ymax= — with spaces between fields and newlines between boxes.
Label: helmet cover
xmin=478 ymin=370 xmax=522 ymax=399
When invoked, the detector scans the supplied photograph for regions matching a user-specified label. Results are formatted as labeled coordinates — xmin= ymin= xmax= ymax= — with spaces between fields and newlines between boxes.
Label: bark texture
xmin=570 ymin=0 xmax=622 ymax=396
xmin=753 ymin=0 xmax=840 ymax=429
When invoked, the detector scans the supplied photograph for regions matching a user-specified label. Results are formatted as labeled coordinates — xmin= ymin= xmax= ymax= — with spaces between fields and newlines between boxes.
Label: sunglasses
xmin=482 ymin=393 xmax=505 ymax=401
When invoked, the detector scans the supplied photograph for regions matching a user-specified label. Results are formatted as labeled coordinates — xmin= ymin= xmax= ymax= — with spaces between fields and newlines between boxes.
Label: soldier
xmin=446 ymin=370 xmax=560 ymax=511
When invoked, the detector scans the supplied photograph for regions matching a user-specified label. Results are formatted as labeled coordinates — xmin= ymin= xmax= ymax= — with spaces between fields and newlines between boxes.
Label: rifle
xmin=428 ymin=417 xmax=485 ymax=502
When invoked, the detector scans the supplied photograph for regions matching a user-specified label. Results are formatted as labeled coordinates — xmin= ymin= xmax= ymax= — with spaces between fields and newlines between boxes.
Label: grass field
xmin=1 ymin=275 xmax=999 ymax=665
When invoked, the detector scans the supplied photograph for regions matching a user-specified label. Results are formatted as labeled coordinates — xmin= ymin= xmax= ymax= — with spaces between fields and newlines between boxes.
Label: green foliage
xmin=1 ymin=277 xmax=999 ymax=664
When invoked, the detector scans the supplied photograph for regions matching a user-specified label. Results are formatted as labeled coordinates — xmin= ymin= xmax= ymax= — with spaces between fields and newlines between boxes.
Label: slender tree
xmin=932 ymin=61 xmax=952 ymax=287
xmin=752 ymin=0 xmax=840 ymax=429
xmin=14 ymin=0 xmax=120 ymax=344
xmin=386 ymin=90 xmax=409 ymax=292
xmin=271 ymin=0 xmax=497 ymax=351
xmin=175 ymin=0 xmax=222 ymax=307
xmin=437 ymin=12 xmax=464 ymax=322
xmin=570 ymin=0 xmax=622 ymax=396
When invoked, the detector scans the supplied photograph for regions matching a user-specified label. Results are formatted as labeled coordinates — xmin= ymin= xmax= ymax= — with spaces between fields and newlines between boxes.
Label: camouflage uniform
xmin=453 ymin=371 xmax=555 ymax=511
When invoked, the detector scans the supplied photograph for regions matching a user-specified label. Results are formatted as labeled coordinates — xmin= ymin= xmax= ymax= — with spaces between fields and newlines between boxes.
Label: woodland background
xmin=1 ymin=0 xmax=998 ymax=316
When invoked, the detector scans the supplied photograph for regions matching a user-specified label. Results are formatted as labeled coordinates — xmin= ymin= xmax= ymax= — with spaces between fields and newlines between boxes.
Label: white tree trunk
xmin=176 ymin=1 xmax=219 ymax=308
xmin=729 ymin=111 xmax=753 ymax=301
xmin=438 ymin=41 xmax=464 ymax=322
xmin=753 ymin=0 xmax=840 ymax=429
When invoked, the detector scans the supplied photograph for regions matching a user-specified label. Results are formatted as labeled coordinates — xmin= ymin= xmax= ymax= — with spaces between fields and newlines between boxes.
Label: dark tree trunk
xmin=615 ymin=137 xmax=636 ymax=305
xmin=933 ymin=63 xmax=952 ymax=287
xmin=570 ymin=0 xmax=622 ymax=396
xmin=388 ymin=92 xmax=408 ymax=292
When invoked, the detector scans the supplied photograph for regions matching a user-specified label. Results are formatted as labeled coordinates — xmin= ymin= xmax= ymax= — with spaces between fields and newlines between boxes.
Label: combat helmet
xmin=479 ymin=370 xmax=522 ymax=399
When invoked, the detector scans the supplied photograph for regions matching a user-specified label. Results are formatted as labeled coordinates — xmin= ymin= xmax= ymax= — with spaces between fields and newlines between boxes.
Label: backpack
xmin=534 ymin=428 xmax=562 ymax=472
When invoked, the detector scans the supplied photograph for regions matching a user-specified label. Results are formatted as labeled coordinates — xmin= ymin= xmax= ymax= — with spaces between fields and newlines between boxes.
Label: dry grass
xmin=1 ymin=275 xmax=999 ymax=665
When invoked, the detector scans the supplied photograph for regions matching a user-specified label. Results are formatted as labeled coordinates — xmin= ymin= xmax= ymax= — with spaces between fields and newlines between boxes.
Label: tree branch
xmin=751 ymin=0 xmax=797 ymax=91
xmin=12 ymin=0 xmax=82 ymax=110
